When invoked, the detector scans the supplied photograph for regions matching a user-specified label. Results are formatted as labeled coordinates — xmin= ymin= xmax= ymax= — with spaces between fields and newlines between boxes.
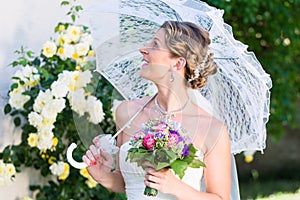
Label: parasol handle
xmin=67 ymin=143 xmax=88 ymax=169
xmin=111 ymin=94 xmax=157 ymax=140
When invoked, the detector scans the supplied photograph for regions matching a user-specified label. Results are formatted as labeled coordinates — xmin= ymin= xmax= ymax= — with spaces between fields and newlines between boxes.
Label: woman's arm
xmin=144 ymin=123 xmax=231 ymax=200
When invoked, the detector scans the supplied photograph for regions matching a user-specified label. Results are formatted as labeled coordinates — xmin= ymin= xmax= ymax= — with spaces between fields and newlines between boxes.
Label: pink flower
xmin=153 ymin=122 xmax=168 ymax=130
xmin=133 ymin=130 xmax=145 ymax=141
xmin=142 ymin=134 xmax=156 ymax=150
xmin=167 ymin=133 xmax=179 ymax=147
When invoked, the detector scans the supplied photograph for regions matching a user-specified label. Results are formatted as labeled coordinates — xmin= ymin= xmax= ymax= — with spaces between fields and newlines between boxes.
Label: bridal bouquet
xmin=126 ymin=118 xmax=206 ymax=196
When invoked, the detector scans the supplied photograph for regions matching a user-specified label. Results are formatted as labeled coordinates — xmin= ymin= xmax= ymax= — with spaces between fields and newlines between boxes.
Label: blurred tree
xmin=205 ymin=0 xmax=300 ymax=139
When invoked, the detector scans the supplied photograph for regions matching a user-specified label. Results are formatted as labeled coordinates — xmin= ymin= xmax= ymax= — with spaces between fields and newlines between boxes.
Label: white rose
xmin=57 ymin=44 xmax=74 ymax=60
xmin=49 ymin=161 xmax=65 ymax=176
xmin=38 ymin=123 xmax=55 ymax=134
xmin=81 ymin=33 xmax=93 ymax=46
xmin=68 ymin=89 xmax=86 ymax=116
xmin=51 ymin=81 xmax=69 ymax=98
xmin=75 ymin=42 xmax=90 ymax=56
xmin=66 ymin=25 xmax=81 ymax=43
xmin=37 ymin=135 xmax=53 ymax=151
xmin=41 ymin=102 xmax=58 ymax=123
xmin=52 ymin=98 xmax=66 ymax=113
xmin=33 ymin=90 xmax=53 ymax=113
xmin=42 ymin=41 xmax=57 ymax=58
xmin=28 ymin=112 xmax=43 ymax=128
xmin=57 ymin=70 xmax=73 ymax=87
xmin=73 ymin=70 xmax=92 ymax=89
xmin=8 ymin=92 xmax=30 ymax=110
xmin=86 ymin=96 xmax=104 ymax=124
xmin=5 ymin=164 xmax=16 ymax=177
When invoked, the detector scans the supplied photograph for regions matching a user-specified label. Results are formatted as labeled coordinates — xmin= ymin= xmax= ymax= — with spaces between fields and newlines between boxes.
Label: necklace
xmin=154 ymin=95 xmax=189 ymax=117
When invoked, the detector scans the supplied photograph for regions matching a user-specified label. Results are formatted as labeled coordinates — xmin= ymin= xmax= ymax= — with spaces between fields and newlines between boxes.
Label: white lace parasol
xmin=83 ymin=0 xmax=272 ymax=155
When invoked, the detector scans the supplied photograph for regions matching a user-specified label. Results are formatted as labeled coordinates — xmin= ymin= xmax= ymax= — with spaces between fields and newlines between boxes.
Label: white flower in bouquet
xmin=51 ymin=81 xmax=69 ymax=98
xmin=75 ymin=42 xmax=90 ymax=56
xmin=65 ymin=25 xmax=81 ymax=43
xmin=68 ymin=88 xmax=86 ymax=116
xmin=42 ymin=41 xmax=57 ymax=58
xmin=86 ymin=95 xmax=104 ymax=124
xmin=28 ymin=112 xmax=43 ymax=128
xmin=8 ymin=91 xmax=30 ymax=110
xmin=57 ymin=44 xmax=75 ymax=60
xmin=33 ymin=89 xmax=53 ymax=113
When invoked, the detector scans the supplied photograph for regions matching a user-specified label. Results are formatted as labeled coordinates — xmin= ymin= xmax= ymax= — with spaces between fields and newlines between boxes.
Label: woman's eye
xmin=153 ymin=41 xmax=158 ymax=48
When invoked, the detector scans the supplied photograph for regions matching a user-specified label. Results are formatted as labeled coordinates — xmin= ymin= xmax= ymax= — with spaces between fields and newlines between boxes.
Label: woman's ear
xmin=175 ymin=57 xmax=186 ymax=70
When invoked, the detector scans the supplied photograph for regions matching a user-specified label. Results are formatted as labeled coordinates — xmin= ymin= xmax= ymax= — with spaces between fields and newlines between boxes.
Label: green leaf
xmin=189 ymin=159 xmax=206 ymax=168
xmin=170 ymin=160 xmax=188 ymax=179
xmin=10 ymin=83 xmax=19 ymax=91
xmin=60 ymin=1 xmax=70 ymax=6
xmin=156 ymin=161 xmax=170 ymax=170
xmin=14 ymin=117 xmax=21 ymax=127
xmin=4 ymin=104 xmax=12 ymax=114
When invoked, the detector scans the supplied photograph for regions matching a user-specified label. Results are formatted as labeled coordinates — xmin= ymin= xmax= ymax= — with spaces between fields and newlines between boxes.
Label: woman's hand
xmin=143 ymin=162 xmax=182 ymax=196
xmin=82 ymin=136 xmax=114 ymax=183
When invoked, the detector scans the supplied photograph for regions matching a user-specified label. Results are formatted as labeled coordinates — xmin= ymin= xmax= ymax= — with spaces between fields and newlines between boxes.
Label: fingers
xmin=82 ymin=145 xmax=100 ymax=167
xmin=100 ymin=148 xmax=113 ymax=163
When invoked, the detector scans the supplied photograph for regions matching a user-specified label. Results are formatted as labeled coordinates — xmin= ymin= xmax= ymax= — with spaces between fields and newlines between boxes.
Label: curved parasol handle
xmin=67 ymin=143 xmax=88 ymax=169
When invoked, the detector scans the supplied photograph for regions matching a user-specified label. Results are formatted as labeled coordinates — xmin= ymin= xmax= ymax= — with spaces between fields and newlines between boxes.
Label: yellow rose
xmin=27 ymin=133 xmax=39 ymax=147
xmin=86 ymin=177 xmax=97 ymax=188
xmin=80 ymin=168 xmax=89 ymax=179
xmin=52 ymin=137 xmax=58 ymax=147
xmin=88 ymin=50 xmax=95 ymax=58
xmin=58 ymin=163 xmax=70 ymax=180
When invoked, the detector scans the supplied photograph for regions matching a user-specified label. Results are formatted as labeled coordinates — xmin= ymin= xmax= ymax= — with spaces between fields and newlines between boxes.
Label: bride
xmin=82 ymin=21 xmax=232 ymax=200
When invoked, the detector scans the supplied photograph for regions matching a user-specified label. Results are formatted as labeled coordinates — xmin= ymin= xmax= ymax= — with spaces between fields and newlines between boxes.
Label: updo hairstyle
xmin=160 ymin=21 xmax=217 ymax=89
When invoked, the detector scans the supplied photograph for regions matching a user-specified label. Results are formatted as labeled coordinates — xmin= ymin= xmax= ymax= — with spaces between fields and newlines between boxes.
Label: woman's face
xmin=139 ymin=28 xmax=177 ymax=82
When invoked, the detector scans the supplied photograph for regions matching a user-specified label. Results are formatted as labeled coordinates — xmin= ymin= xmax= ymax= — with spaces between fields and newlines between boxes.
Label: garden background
xmin=0 ymin=0 xmax=299 ymax=199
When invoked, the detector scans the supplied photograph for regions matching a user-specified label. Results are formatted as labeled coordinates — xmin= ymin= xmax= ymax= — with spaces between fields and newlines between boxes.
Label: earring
xmin=170 ymin=70 xmax=174 ymax=82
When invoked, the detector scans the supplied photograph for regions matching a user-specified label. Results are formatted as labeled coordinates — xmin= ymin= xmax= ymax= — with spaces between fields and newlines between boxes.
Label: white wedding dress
xmin=119 ymin=141 xmax=204 ymax=200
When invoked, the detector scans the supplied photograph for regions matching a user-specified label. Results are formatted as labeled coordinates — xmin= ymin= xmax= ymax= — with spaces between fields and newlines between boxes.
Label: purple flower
xmin=169 ymin=130 xmax=179 ymax=135
xmin=182 ymin=144 xmax=190 ymax=157
xmin=142 ymin=134 xmax=156 ymax=150
xmin=155 ymin=132 xmax=165 ymax=139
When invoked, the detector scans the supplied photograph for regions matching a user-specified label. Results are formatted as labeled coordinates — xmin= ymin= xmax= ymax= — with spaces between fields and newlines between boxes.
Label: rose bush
xmin=0 ymin=1 xmax=125 ymax=199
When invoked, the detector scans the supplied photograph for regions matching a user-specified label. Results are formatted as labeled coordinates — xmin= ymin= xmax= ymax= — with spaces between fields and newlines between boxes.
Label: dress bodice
xmin=119 ymin=141 xmax=204 ymax=200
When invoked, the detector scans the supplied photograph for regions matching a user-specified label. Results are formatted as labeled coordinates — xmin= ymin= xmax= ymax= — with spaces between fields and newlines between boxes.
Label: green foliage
xmin=0 ymin=1 xmax=125 ymax=199
xmin=205 ymin=0 xmax=300 ymax=139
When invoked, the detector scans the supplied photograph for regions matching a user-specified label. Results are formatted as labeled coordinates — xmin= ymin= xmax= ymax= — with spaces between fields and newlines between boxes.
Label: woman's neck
xmin=154 ymin=84 xmax=189 ymax=113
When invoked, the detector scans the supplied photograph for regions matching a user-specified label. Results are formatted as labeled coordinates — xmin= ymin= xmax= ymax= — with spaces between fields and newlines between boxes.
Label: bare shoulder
xmin=115 ymin=96 xmax=153 ymax=128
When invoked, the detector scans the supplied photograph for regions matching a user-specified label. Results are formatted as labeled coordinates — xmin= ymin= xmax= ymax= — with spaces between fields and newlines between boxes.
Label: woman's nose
xmin=139 ymin=46 xmax=149 ymax=55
